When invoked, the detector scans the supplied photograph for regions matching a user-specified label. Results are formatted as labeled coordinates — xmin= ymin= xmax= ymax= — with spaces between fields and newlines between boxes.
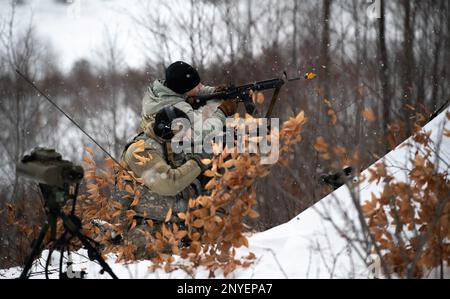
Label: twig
xmin=265 ymin=248 xmax=288 ymax=279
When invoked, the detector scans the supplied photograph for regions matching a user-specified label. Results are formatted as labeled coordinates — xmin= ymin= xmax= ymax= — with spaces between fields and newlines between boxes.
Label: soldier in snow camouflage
xmin=119 ymin=62 xmax=237 ymax=258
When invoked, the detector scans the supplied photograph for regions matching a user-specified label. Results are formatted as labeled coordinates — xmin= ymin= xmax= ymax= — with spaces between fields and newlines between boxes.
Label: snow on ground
xmin=1 ymin=108 xmax=449 ymax=279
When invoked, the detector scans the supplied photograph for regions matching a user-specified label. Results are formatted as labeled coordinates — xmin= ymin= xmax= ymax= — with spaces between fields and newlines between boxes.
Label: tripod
xmin=19 ymin=183 xmax=118 ymax=279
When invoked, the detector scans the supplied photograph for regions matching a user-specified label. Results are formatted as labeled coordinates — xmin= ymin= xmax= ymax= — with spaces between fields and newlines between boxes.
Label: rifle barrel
xmin=195 ymin=76 xmax=302 ymax=104
xmin=288 ymin=77 xmax=302 ymax=82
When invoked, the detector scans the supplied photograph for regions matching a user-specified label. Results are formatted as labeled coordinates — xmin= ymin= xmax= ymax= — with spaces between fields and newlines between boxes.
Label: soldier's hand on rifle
xmin=218 ymin=98 xmax=238 ymax=117
xmin=186 ymin=153 xmax=212 ymax=172
xmin=214 ymin=84 xmax=228 ymax=93
xmin=186 ymin=96 xmax=208 ymax=110
xmin=186 ymin=85 xmax=229 ymax=109
xmin=186 ymin=96 xmax=198 ymax=108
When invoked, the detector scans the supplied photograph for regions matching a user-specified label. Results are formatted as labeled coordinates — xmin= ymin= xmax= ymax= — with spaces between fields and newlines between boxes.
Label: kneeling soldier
xmin=121 ymin=102 xmax=236 ymax=258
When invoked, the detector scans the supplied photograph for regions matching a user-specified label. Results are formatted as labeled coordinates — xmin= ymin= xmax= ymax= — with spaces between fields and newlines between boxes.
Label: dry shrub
xmin=361 ymin=121 xmax=450 ymax=278
xmin=75 ymin=111 xmax=308 ymax=276
xmin=312 ymin=110 xmax=449 ymax=278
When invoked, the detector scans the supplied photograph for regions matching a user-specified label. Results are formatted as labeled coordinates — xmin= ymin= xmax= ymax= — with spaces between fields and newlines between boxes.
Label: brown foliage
xmin=362 ymin=129 xmax=450 ymax=278
xmin=37 ymin=111 xmax=308 ymax=276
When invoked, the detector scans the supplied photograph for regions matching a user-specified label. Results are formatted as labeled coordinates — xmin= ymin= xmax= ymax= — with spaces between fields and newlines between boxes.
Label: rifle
xmin=190 ymin=76 xmax=303 ymax=117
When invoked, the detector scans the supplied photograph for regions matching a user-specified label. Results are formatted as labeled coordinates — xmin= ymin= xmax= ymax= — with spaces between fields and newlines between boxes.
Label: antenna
xmin=15 ymin=69 xmax=135 ymax=180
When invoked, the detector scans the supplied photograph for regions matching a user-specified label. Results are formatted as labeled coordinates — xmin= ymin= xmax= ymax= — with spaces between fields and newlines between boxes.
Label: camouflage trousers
xmin=123 ymin=217 xmax=191 ymax=260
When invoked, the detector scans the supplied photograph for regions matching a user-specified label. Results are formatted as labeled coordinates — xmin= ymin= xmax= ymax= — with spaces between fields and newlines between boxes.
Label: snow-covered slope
xmin=2 ymin=108 xmax=449 ymax=279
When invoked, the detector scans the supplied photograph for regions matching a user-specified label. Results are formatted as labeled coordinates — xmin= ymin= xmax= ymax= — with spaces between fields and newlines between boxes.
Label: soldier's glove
xmin=186 ymin=96 xmax=203 ymax=110
xmin=218 ymin=98 xmax=238 ymax=117
xmin=186 ymin=153 xmax=212 ymax=173
xmin=214 ymin=84 xmax=229 ymax=93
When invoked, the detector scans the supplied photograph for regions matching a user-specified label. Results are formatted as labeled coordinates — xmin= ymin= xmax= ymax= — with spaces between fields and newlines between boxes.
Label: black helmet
xmin=153 ymin=106 xmax=190 ymax=141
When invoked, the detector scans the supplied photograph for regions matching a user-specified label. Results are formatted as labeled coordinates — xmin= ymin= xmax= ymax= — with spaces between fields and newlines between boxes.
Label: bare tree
xmin=0 ymin=1 xmax=60 ymax=267
xmin=290 ymin=0 xmax=300 ymax=67
xmin=400 ymin=0 xmax=417 ymax=132
xmin=97 ymin=28 xmax=127 ymax=158
xmin=377 ymin=0 xmax=390 ymax=153
xmin=429 ymin=0 xmax=447 ymax=112
xmin=319 ymin=0 xmax=332 ymax=119
xmin=0 ymin=1 xmax=44 ymax=200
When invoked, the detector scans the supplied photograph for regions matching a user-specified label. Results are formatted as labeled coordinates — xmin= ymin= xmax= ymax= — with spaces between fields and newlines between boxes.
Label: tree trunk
xmin=352 ymin=0 xmax=363 ymax=146
xmin=430 ymin=0 xmax=445 ymax=111
xmin=243 ymin=0 xmax=253 ymax=60
xmin=401 ymin=0 xmax=416 ymax=133
xmin=378 ymin=0 xmax=390 ymax=153
xmin=319 ymin=0 xmax=332 ymax=122
xmin=291 ymin=0 xmax=299 ymax=67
